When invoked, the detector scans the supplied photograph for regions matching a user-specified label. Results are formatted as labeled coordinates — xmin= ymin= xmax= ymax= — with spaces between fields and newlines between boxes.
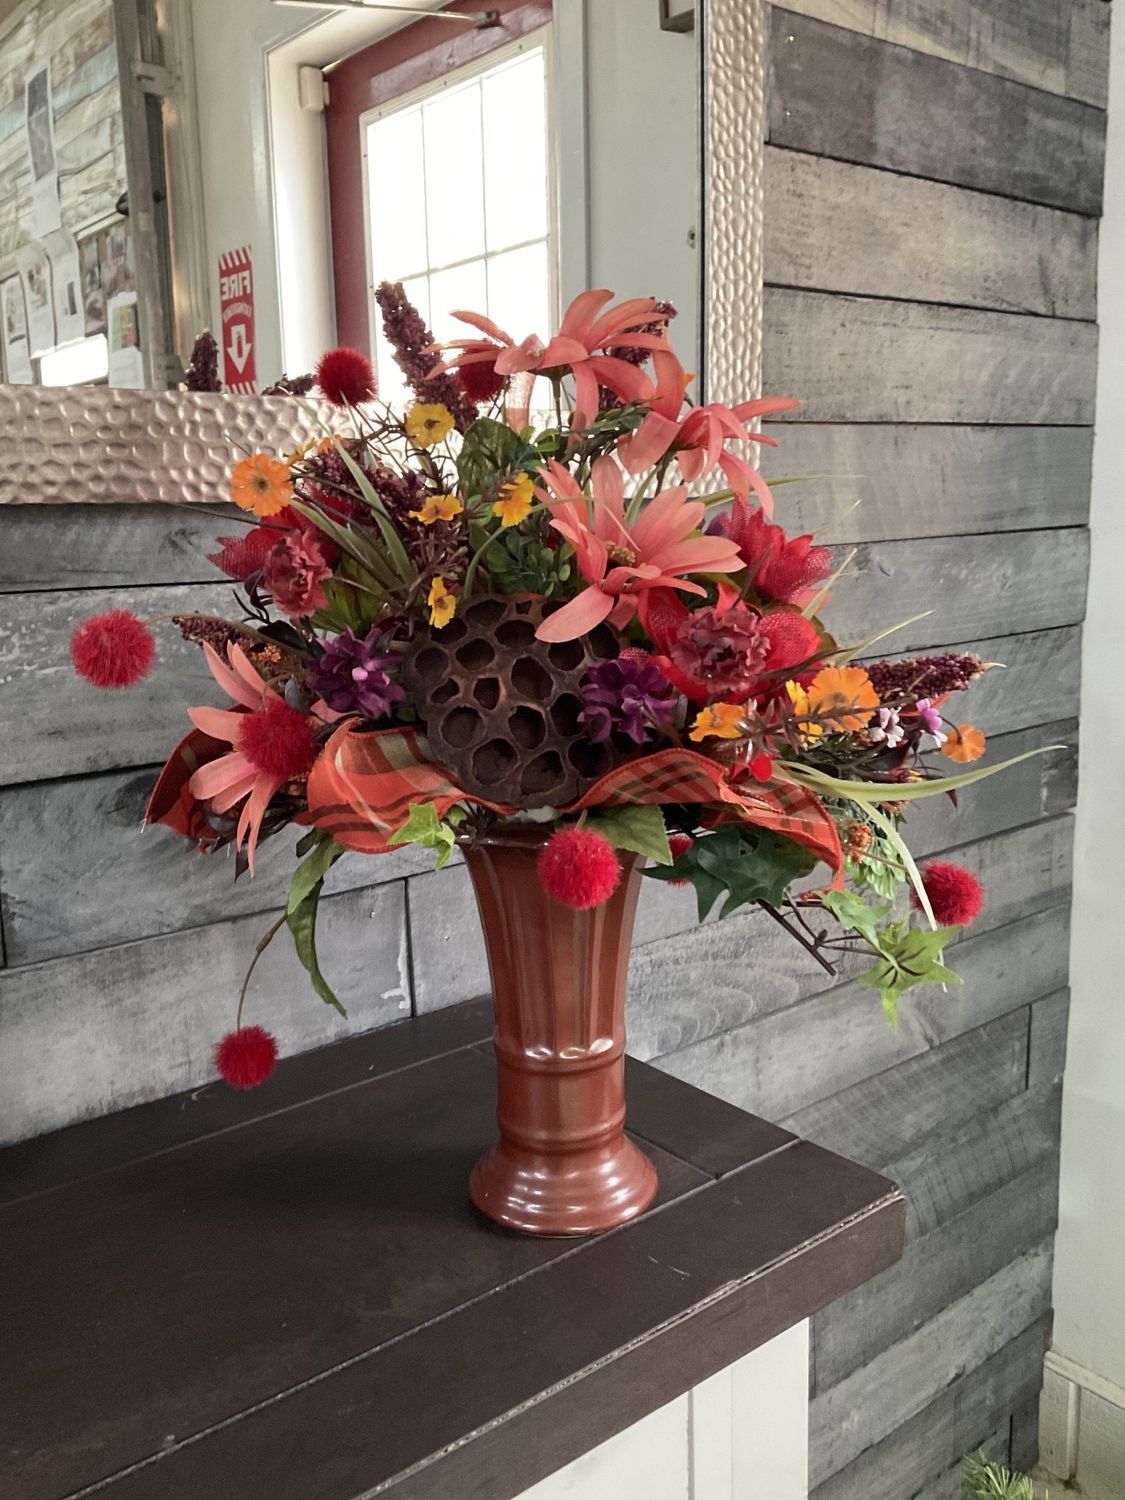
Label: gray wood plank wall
xmin=0 ymin=4 xmax=1102 ymax=1495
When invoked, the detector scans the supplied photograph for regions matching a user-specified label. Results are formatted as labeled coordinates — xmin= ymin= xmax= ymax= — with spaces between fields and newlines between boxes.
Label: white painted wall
xmin=1043 ymin=5 xmax=1125 ymax=1492
xmin=184 ymin=0 xmax=698 ymax=378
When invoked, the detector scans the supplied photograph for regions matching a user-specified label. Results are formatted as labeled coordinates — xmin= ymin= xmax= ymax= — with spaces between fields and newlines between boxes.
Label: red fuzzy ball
xmin=239 ymin=699 xmax=319 ymax=781
xmin=912 ymin=861 xmax=985 ymax=927
xmin=667 ymin=831 xmax=694 ymax=887
xmin=538 ymin=827 xmax=622 ymax=910
xmin=215 ymin=1026 xmax=278 ymax=1089
xmin=70 ymin=610 xmax=156 ymax=689
xmin=456 ymin=357 xmax=504 ymax=404
xmin=315 ymin=346 xmax=376 ymax=407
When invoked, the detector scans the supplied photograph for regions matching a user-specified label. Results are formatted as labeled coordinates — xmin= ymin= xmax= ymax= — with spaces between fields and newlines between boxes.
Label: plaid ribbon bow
xmin=305 ymin=723 xmax=843 ymax=875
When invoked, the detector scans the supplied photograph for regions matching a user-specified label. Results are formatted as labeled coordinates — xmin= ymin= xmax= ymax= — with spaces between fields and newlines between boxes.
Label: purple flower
xmin=868 ymin=706 xmax=904 ymax=748
xmin=307 ymin=627 xmax=406 ymax=721
xmin=916 ymin=698 xmax=947 ymax=750
xmin=579 ymin=658 xmax=677 ymax=745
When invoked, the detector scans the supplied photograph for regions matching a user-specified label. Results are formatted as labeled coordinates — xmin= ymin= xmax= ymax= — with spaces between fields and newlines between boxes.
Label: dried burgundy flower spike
xmin=865 ymin=653 xmax=986 ymax=703
xmin=375 ymin=280 xmax=479 ymax=432
xmin=183 ymin=330 xmax=222 ymax=392
xmin=70 ymin=610 xmax=157 ymax=689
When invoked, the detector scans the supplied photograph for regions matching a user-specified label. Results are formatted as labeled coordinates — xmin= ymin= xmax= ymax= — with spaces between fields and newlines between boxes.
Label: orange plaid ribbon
xmin=305 ymin=723 xmax=843 ymax=875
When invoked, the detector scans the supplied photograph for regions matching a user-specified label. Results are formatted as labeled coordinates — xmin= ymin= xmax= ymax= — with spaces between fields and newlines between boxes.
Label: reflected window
xmin=362 ymin=43 xmax=553 ymax=405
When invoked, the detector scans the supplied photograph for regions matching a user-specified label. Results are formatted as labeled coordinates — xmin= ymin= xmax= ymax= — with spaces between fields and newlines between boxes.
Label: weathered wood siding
xmin=0 ymin=3 xmax=1101 ymax=1492
xmin=753 ymin=6 xmax=1099 ymax=1492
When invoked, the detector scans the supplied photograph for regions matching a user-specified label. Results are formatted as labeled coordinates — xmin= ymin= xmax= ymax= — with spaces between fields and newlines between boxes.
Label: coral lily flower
xmin=618 ymin=350 xmax=800 ymax=514
xmin=534 ymin=457 xmax=743 ymax=642
xmin=431 ymin=290 xmax=671 ymax=430
xmin=186 ymin=643 xmax=319 ymax=873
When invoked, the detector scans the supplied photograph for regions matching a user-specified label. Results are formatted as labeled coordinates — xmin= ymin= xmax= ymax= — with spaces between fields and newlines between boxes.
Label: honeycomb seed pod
xmin=402 ymin=594 xmax=621 ymax=807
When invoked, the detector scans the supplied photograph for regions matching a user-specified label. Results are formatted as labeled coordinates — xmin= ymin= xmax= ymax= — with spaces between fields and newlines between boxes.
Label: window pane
xmin=428 ymin=259 xmax=487 ymax=343
xmin=487 ymin=241 xmax=549 ymax=346
xmin=482 ymin=51 xmax=547 ymax=251
xmin=366 ymin=108 xmax=428 ymax=280
xmin=422 ymin=83 xmax=485 ymax=268
xmin=374 ymin=273 xmax=430 ymax=406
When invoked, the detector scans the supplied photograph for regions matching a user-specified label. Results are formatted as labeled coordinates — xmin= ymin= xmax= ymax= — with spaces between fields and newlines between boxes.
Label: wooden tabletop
xmin=0 ymin=997 xmax=905 ymax=1500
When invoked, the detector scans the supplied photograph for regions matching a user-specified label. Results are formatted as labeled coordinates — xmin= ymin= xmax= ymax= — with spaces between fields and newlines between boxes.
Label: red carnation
xmin=912 ymin=861 xmax=984 ymax=927
xmin=262 ymin=531 xmax=333 ymax=619
xmin=207 ymin=527 xmax=276 ymax=581
xmin=456 ymin=357 xmax=504 ymax=404
xmin=315 ymin=346 xmax=376 ymax=407
xmin=239 ymin=699 xmax=319 ymax=781
xmin=70 ymin=610 xmax=156 ymax=689
xmin=538 ymin=827 xmax=621 ymax=910
xmin=214 ymin=1026 xmax=278 ymax=1089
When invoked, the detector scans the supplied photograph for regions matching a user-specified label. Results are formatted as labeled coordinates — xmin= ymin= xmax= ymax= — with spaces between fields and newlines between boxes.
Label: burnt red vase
xmin=463 ymin=829 xmax=659 ymax=1236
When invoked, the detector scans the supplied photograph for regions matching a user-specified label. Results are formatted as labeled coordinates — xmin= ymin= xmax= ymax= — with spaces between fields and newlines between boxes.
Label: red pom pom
xmin=537 ymin=827 xmax=621 ymax=910
xmin=215 ymin=1026 xmax=278 ymax=1089
xmin=911 ymin=861 xmax=985 ymax=927
xmin=70 ymin=610 xmax=156 ymax=689
xmin=667 ymin=831 xmax=694 ymax=887
xmin=239 ymin=699 xmax=319 ymax=781
xmin=315 ymin=346 xmax=376 ymax=407
xmin=457 ymin=357 xmax=504 ymax=403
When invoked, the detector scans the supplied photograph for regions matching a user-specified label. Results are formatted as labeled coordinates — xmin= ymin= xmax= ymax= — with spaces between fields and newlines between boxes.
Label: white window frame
xmin=358 ymin=25 xmax=559 ymax=372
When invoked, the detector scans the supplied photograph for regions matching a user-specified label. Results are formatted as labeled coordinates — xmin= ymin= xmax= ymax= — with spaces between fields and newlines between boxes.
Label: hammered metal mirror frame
xmin=701 ymin=0 xmax=767 ymax=407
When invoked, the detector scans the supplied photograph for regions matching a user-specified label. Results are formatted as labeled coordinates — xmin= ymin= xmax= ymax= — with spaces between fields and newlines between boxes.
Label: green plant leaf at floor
xmin=962 ymin=1452 xmax=1042 ymax=1500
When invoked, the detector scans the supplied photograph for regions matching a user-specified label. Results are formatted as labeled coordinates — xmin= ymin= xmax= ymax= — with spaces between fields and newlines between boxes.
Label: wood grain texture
xmin=763 ymin=289 xmax=1099 ymax=425
xmin=0 ymin=767 xmax=434 ymax=964
xmin=764 ymin=149 xmax=1098 ymax=318
xmin=809 ymin=1244 xmax=1053 ymax=1484
xmin=768 ymin=10 xmax=1106 ymax=214
xmin=774 ymin=0 xmax=1110 ymax=107
xmin=0 ymin=882 xmax=410 ymax=1144
xmin=1028 ymin=990 xmax=1070 ymax=1091
xmin=810 ymin=1317 xmax=1051 ymax=1500
xmin=0 ymin=505 xmax=236 ymax=591
xmin=813 ymin=1159 xmax=1060 ymax=1393
xmin=653 ymin=905 xmax=1070 ymax=1120
xmin=762 ymin=425 xmax=1093 ymax=542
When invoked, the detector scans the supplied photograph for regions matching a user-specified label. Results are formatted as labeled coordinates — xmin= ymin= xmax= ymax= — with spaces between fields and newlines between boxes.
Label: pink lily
xmin=431 ymin=290 xmax=672 ymax=430
xmin=534 ymin=457 xmax=743 ymax=642
xmin=618 ymin=350 xmax=800 ymax=514
xmin=185 ymin=642 xmax=317 ymax=874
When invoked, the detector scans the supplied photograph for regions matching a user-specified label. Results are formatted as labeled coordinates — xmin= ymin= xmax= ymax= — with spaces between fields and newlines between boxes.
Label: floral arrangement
xmin=70 ymin=286 xmax=1041 ymax=1091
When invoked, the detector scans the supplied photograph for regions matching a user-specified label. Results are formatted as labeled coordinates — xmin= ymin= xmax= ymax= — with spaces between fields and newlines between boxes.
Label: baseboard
xmin=1040 ymin=1350 xmax=1125 ymax=1498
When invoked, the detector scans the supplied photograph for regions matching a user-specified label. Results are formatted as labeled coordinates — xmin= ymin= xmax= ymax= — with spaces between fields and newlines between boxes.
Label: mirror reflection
xmin=0 ymin=0 xmax=699 ymax=395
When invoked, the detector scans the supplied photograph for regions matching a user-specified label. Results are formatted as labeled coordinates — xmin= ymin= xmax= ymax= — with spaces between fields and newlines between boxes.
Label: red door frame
xmin=325 ymin=0 xmax=553 ymax=355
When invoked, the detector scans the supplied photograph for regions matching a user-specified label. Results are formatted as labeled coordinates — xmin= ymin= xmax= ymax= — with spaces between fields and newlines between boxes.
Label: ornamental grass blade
xmin=865 ymin=800 xmax=935 ymax=928
xmin=802 ymin=547 xmax=857 ymax=618
xmin=829 ymin=612 xmax=933 ymax=666
xmin=780 ymin=744 xmax=1066 ymax=804
xmin=291 ymin=500 xmax=398 ymax=590
xmin=334 ymin=440 xmax=416 ymax=584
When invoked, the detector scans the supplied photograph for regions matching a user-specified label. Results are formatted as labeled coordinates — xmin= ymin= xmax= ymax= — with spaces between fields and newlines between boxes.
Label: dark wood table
xmin=0 ymin=997 xmax=905 ymax=1500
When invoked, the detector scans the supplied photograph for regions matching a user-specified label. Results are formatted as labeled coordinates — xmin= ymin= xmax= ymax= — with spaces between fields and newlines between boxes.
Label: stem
xmin=236 ymin=912 xmax=287 ymax=1029
xmin=756 ymin=900 xmax=837 ymax=976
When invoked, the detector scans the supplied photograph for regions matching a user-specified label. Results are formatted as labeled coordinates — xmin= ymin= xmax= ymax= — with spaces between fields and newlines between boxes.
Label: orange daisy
xmin=943 ymin=724 xmax=986 ymax=763
xmin=806 ymin=665 xmax=880 ymax=733
xmin=231 ymin=453 xmax=293 ymax=517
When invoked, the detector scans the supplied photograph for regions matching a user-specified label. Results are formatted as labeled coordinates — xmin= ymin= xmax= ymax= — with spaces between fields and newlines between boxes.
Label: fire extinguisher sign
xmin=218 ymin=246 xmax=257 ymax=393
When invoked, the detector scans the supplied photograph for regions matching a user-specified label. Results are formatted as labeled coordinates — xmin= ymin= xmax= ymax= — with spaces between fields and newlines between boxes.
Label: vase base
xmin=469 ymin=1136 xmax=659 ymax=1237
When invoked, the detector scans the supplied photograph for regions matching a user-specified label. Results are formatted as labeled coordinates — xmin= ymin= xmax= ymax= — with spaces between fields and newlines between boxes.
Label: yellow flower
xmin=805 ymin=665 xmax=880 ymax=733
xmin=785 ymin=680 xmax=823 ymax=742
xmin=410 ymin=493 xmax=464 ymax=525
xmin=230 ymin=453 xmax=293 ymax=517
xmin=405 ymin=402 xmax=455 ymax=448
xmin=688 ymin=703 xmax=745 ymax=742
xmin=427 ymin=576 xmax=457 ymax=629
xmin=284 ymin=438 xmax=318 ymax=465
xmin=492 ymin=472 xmax=535 ymax=527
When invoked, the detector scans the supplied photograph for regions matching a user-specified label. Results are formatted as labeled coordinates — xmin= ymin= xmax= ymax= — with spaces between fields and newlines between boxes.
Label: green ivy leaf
xmin=388 ymin=801 xmax=462 ymax=870
xmin=856 ymin=921 xmax=963 ymax=1024
xmin=457 ymin=417 xmax=520 ymax=500
xmin=821 ymin=887 xmax=894 ymax=951
xmin=645 ymin=826 xmax=815 ymax=920
xmin=285 ymin=834 xmax=347 ymax=1015
xmin=588 ymin=805 xmax=673 ymax=865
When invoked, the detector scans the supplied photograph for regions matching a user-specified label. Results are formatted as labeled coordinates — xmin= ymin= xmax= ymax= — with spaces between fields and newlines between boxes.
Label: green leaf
xmin=588 ymin=804 xmax=673 ymax=865
xmin=821 ymin=887 xmax=893 ymax=950
xmin=295 ymin=828 xmax=320 ymax=858
xmin=285 ymin=835 xmax=348 ymax=1015
xmin=645 ymin=826 xmax=815 ymax=919
xmin=334 ymin=441 xmax=415 ymax=584
xmin=388 ymin=800 xmax=461 ymax=870
xmin=457 ymin=417 xmax=519 ymax=500
xmin=855 ymin=920 xmax=963 ymax=1024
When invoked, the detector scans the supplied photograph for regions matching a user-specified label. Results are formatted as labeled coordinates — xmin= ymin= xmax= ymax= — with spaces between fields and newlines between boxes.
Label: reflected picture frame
xmin=659 ymin=0 xmax=695 ymax=33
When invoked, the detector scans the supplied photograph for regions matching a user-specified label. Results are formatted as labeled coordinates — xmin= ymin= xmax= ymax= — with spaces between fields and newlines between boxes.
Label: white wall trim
xmin=1041 ymin=1354 xmax=1125 ymax=1496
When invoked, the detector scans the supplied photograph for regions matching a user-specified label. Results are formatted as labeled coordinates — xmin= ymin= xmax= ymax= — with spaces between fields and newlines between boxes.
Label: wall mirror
xmin=0 ymin=0 xmax=727 ymax=409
